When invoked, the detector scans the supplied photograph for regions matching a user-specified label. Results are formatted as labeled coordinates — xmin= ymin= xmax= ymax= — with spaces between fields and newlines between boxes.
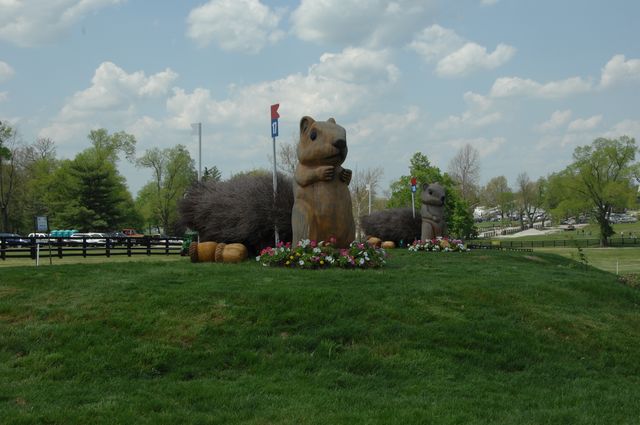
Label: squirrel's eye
xmin=310 ymin=130 xmax=317 ymax=141
xmin=428 ymin=190 xmax=433 ymax=195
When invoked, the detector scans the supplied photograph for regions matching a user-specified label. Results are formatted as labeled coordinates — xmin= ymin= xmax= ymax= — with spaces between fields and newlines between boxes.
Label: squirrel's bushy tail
xmin=179 ymin=173 xmax=294 ymax=253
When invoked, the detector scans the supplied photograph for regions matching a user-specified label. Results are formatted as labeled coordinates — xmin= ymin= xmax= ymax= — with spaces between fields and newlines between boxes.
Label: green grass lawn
xmin=535 ymin=247 xmax=640 ymax=274
xmin=1 ymin=251 xmax=639 ymax=424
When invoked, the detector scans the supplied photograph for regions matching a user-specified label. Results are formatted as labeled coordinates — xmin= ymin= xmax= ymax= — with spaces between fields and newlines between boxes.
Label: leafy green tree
xmin=388 ymin=152 xmax=477 ymax=239
xmin=515 ymin=173 xmax=546 ymax=229
xmin=544 ymin=170 xmax=590 ymax=223
xmin=202 ymin=165 xmax=222 ymax=182
xmin=557 ymin=136 xmax=638 ymax=246
xmin=7 ymin=138 xmax=58 ymax=232
xmin=136 ymin=145 xmax=197 ymax=234
xmin=447 ymin=143 xmax=480 ymax=207
xmin=0 ymin=121 xmax=17 ymax=231
xmin=0 ymin=120 xmax=12 ymax=161
xmin=88 ymin=129 xmax=136 ymax=163
xmin=47 ymin=129 xmax=140 ymax=231
xmin=481 ymin=176 xmax=514 ymax=221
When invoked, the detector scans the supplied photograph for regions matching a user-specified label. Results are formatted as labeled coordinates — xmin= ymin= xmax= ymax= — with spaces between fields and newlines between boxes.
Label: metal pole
xmin=198 ymin=123 xmax=202 ymax=182
xmin=411 ymin=192 xmax=416 ymax=219
xmin=272 ymin=136 xmax=279 ymax=245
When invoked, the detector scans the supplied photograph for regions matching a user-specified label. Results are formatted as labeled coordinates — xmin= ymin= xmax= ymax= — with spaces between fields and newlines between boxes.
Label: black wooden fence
xmin=0 ymin=237 xmax=183 ymax=260
xmin=469 ymin=237 xmax=640 ymax=249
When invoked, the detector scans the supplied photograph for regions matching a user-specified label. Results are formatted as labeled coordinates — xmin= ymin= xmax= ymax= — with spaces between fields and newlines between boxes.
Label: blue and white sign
xmin=270 ymin=104 xmax=280 ymax=138
xmin=411 ymin=185 xmax=417 ymax=193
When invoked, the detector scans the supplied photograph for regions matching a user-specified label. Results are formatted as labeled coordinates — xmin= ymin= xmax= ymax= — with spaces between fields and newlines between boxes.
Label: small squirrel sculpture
xmin=291 ymin=116 xmax=355 ymax=248
xmin=421 ymin=182 xmax=446 ymax=241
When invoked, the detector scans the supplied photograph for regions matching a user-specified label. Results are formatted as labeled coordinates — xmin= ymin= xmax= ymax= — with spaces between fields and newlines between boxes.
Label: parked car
xmin=28 ymin=233 xmax=50 ymax=244
xmin=68 ymin=233 xmax=107 ymax=246
xmin=0 ymin=233 xmax=30 ymax=247
xmin=105 ymin=231 xmax=128 ymax=246
xmin=150 ymin=234 xmax=184 ymax=245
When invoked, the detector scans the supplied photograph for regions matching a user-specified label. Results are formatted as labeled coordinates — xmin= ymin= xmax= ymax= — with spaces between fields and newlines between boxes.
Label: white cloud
xmin=603 ymin=119 xmax=640 ymax=140
xmin=537 ymin=110 xmax=572 ymax=132
xmin=350 ymin=107 xmax=421 ymax=144
xmin=435 ymin=91 xmax=502 ymax=131
xmin=568 ymin=115 xmax=602 ymax=132
xmin=536 ymin=132 xmax=596 ymax=151
xmin=0 ymin=92 xmax=8 ymax=102
xmin=436 ymin=42 xmax=515 ymax=78
xmin=409 ymin=25 xmax=515 ymax=78
xmin=166 ymin=47 xmax=399 ymax=130
xmin=481 ymin=0 xmax=499 ymax=5
xmin=600 ymin=54 xmax=640 ymax=88
xmin=40 ymin=62 xmax=178 ymax=142
xmin=73 ymin=62 xmax=176 ymax=110
xmin=408 ymin=25 xmax=465 ymax=62
xmin=125 ymin=116 xmax=163 ymax=140
xmin=291 ymin=0 xmax=434 ymax=47
xmin=490 ymin=76 xmax=593 ymax=99
xmin=186 ymin=0 xmax=283 ymax=53
xmin=309 ymin=47 xmax=400 ymax=84
xmin=0 ymin=0 xmax=124 ymax=47
xmin=446 ymin=137 xmax=506 ymax=157
xmin=0 ymin=61 xmax=15 ymax=82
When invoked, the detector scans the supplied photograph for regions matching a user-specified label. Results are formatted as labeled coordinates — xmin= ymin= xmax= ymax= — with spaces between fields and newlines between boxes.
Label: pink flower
xmin=310 ymin=240 xmax=317 ymax=248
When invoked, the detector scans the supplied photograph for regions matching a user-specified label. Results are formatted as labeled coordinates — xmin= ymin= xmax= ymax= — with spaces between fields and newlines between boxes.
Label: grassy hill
xmin=1 ymin=251 xmax=639 ymax=424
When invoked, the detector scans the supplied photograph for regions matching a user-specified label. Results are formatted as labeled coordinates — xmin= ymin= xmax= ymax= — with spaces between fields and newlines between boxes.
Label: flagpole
xmin=270 ymin=104 xmax=280 ymax=246
xmin=198 ymin=123 xmax=202 ymax=182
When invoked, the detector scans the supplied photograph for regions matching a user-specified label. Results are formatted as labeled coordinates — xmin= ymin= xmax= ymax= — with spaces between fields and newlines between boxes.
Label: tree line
xmin=446 ymin=136 xmax=639 ymax=247
xmin=1 ymin=119 xmax=637 ymax=246
xmin=0 ymin=121 xmax=211 ymax=236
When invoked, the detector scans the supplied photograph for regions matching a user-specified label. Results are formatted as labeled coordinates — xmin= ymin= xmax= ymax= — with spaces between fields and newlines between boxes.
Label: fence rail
xmin=0 ymin=237 xmax=183 ymax=261
xmin=469 ymin=237 xmax=640 ymax=249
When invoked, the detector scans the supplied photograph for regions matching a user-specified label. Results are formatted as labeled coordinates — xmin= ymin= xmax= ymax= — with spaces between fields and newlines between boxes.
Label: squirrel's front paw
xmin=340 ymin=168 xmax=352 ymax=184
xmin=319 ymin=166 xmax=335 ymax=181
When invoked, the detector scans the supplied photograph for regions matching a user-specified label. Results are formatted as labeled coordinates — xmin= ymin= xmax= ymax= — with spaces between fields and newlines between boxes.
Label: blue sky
xmin=1 ymin=0 xmax=640 ymax=196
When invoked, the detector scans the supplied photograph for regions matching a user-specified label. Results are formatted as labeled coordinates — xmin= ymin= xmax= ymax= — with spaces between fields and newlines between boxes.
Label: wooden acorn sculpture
xmin=189 ymin=241 xmax=248 ymax=263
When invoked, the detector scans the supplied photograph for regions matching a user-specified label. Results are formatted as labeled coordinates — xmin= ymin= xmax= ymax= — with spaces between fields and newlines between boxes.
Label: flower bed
xmin=408 ymin=238 xmax=469 ymax=252
xmin=257 ymin=239 xmax=387 ymax=269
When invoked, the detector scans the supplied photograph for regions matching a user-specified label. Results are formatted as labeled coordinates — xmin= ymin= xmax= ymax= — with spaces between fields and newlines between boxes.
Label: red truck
xmin=122 ymin=228 xmax=145 ymax=238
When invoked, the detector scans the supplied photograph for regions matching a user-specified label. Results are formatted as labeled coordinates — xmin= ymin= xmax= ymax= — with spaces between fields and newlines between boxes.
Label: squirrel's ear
xmin=327 ymin=117 xmax=336 ymax=124
xmin=300 ymin=116 xmax=315 ymax=134
xmin=421 ymin=183 xmax=429 ymax=191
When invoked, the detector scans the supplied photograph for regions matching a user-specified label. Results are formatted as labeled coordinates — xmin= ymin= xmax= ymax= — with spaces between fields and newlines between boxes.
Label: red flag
xmin=410 ymin=177 xmax=417 ymax=186
xmin=270 ymin=104 xmax=280 ymax=120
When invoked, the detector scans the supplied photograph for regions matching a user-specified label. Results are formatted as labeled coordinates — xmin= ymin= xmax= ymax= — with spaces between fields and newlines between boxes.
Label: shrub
xmin=408 ymin=238 xmax=469 ymax=252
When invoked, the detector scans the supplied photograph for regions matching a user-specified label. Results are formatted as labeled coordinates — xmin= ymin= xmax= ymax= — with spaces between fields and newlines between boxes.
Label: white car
xmin=69 ymin=233 xmax=107 ymax=246
xmin=28 ymin=233 xmax=50 ymax=244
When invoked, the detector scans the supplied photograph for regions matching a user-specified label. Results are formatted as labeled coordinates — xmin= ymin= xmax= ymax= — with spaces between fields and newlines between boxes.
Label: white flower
xmin=298 ymin=260 xmax=305 ymax=266
xmin=326 ymin=256 xmax=335 ymax=263
xmin=255 ymin=256 xmax=261 ymax=262
xmin=313 ymin=247 xmax=321 ymax=254
xmin=359 ymin=258 xmax=365 ymax=265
